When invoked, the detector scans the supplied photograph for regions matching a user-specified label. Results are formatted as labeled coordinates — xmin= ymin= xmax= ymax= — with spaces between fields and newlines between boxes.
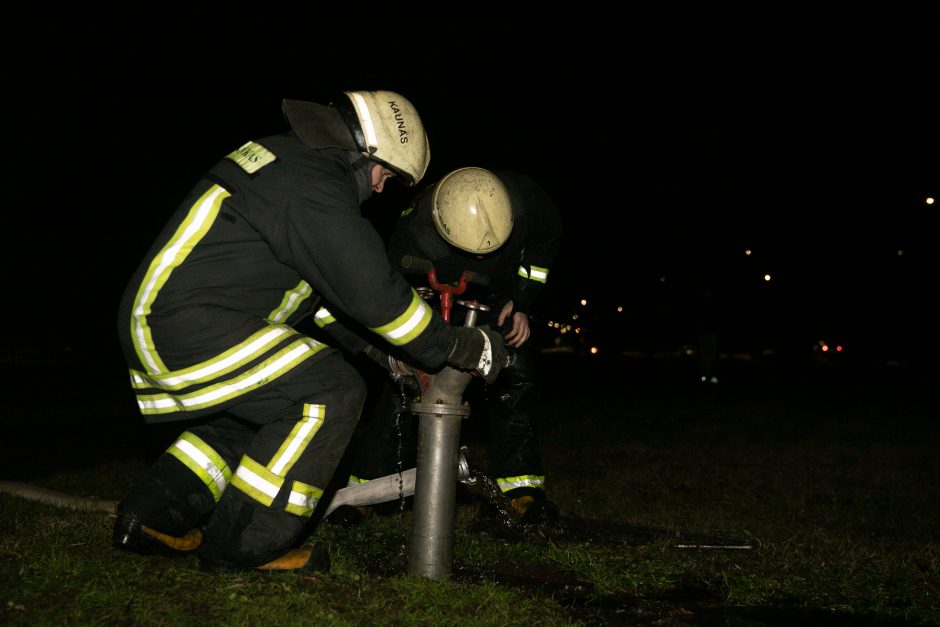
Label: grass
xmin=2 ymin=355 xmax=939 ymax=625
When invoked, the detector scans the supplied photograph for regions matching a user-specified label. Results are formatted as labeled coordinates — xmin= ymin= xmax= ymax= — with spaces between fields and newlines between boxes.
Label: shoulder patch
xmin=226 ymin=141 xmax=277 ymax=174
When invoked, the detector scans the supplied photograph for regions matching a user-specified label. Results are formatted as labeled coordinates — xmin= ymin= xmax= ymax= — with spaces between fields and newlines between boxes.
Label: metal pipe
xmin=407 ymin=366 xmax=472 ymax=580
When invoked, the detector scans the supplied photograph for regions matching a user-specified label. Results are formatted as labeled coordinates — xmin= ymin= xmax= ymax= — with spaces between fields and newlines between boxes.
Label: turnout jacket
xmin=388 ymin=170 xmax=562 ymax=328
xmin=117 ymin=133 xmax=454 ymax=422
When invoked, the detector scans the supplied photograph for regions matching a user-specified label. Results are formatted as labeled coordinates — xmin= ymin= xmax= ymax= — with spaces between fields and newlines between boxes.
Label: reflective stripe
xmin=167 ymin=432 xmax=232 ymax=501
xmin=346 ymin=475 xmax=369 ymax=487
xmin=286 ymin=480 xmax=323 ymax=517
xmin=135 ymin=337 xmax=326 ymax=415
xmin=129 ymin=326 xmax=296 ymax=391
xmin=349 ymin=92 xmax=378 ymax=149
xmin=268 ymin=281 xmax=313 ymax=324
xmin=496 ymin=474 xmax=545 ymax=493
xmin=518 ymin=264 xmax=549 ymax=284
xmin=269 ymin=404 xmax=324 ymax=476
xmin=314 ymin=307 xmax=335 ymax=328
xmin=130 ymin=184 xmax=231 ymax=375
xmin=231 ymin=455 xmax=283 ymax=507
xmin=372 ymin=291 xmax=433 ymax=346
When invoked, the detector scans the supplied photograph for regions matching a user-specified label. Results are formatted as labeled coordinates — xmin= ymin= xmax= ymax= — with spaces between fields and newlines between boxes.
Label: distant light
xmin=659 ymin=275 xmax=667 ymax=283
xmin=616 ymin=306 xmax=623 ymax=313
xmin=927 ymin=197 xmax=935 ymax=205
xmin=836 ymin=345 xmax=843 ymax=352
xmin=580 ymin=299 xmax=587 ymax=306
xmin=897 ymin=250 xmax=904 ymax=256
xmin=572 ymin=314 xmax=579 ymax=320
xmin=763 ymin=274 xmax=772 ymax=282
xmin=574 ymin=327 xmax=581 ymax=334
xmin=821 ymin=344 xmax=829 ymax=352
xmin=589 ymin=346 xmax=599 ymax=355
xmin=744 ymin=249 xmax=752 ymax=256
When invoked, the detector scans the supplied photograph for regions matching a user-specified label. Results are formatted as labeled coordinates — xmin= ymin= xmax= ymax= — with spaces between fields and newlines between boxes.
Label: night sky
xmin=6 ymin=31 xmax=938 ymax=372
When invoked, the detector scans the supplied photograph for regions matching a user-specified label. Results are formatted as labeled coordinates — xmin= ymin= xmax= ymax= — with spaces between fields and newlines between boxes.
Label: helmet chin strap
xmin=347 ymin=152 xmax=375 ymax=204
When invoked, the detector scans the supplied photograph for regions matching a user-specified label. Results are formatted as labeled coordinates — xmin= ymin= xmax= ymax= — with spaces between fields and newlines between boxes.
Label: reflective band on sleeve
xmin=286 ymin=480 xmax=323 ymax=517
xmin=496 ymin=474 xmax=545 ymax=494
xmin=166 ymin=432 xmax=232 ymax=501
xmin=371 ymin=291 xmax=432 ymax=346
xmin=518 ymin=265 xmax=549 ymax=284
xmin=268 ymin=281 xmax=313 ymax=324
xmin=269 ymin=404 xmax=325 ymax=477
xmin=231 ymin=455 xmax=284 ymax=507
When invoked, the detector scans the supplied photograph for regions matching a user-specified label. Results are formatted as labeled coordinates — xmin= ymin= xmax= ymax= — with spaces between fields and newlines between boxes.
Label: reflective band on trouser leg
xmin=166 ymin=432 xmax=233 ymax=501
xmin=230 ymin=403 xmax=324 ymax=514
xmin=496 ymin=474 xmax=546 ymax=494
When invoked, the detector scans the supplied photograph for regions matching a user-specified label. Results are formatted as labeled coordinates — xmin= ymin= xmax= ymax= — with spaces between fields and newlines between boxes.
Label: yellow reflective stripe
xmin=496 ymin=474 xmax=545 ymax=493
xmin=268 ymin=281 xmax=313 ymax=324
xmin=166 ymin=432 xmax=232 ymax=501
xmin=314 ymin=307 xmax=335 ymax=328
xmin=269 ymin=404 xmax=325 ymax=477
xmin=231 ymin=455 xmax=283 ymax=506
xmin=130 ymin=184 xmax=230 ymax=375
xmin=286 ymin=480 xmax=323 ymax=517
xmin=518 ymin=265 xmax=549 ymax=284
xmin=346 ymin=475 xmax=369 ymax=487
xmin=371 ymin=290 xmax=432 ymax=346
xmin=136 ymin=337 xmax=326 ymax=415
xmin=129 ymin=326 xmax=298 ymax=391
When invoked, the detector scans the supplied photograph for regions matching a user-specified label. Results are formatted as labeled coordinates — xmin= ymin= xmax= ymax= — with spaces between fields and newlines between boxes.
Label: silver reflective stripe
xmin=287 ymin=481 xmax=323 ymax=517
xmin=231 ymin=455 xmax=283 ymax=506
xmin=518 ymin=264 xmax=549 ymax=284
xmin=349 ymin=92 xmax=378 ymax=148
xmin=268 ymin=281 xmax=313 ymax=324
xmin=372 ymin=291 xmax=433 ymax=346
xmin=314 ymin=307 xmax=335 ymax=328
xmin=166 ymin=432 xmax=231 ymax=500
xmin=130 ymin=326 xmax=295 ymax=391
xmin=131 ymin=184 xmax=230 ymax=375
xmin=269 ymin=404 xmax=324 ymax=476
xmin=136 ymin=337 xmax=325 ymax=415
xmin=497 ymin=474 xmax=545 ymax=493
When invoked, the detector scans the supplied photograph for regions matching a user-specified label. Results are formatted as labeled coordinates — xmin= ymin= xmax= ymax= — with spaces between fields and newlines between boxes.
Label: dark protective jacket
xmin=387 ymin=169 xmax=562 ymax=326
xmin=117 ymin=133 xmax=454 ymax=423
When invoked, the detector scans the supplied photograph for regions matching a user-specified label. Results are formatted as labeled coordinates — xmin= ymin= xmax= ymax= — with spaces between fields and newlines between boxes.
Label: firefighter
xmin=329 ymin=167 xmax=563 ymax=528
xmin=113 ymin=92 xmax=508 ymax=573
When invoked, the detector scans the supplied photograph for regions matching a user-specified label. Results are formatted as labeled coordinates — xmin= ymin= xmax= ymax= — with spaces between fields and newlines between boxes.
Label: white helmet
xmin=432 ymin=167 xmax=513 ymax=254
xmin=335 ymin=90 xmax=430 ymax=186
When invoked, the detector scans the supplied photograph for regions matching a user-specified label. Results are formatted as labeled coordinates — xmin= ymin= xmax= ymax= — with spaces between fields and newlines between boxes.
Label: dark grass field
xmin=2 ymin=346 xmax=939 ymax=625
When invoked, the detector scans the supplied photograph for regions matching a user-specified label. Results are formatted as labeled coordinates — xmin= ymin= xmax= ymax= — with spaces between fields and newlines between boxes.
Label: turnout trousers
xmin=118 ymin=351 xmax=366 ymax=568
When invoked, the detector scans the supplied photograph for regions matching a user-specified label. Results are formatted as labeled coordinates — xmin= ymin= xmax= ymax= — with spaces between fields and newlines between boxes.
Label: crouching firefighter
xmin=113 ymin=91 xmax=508 ymax=573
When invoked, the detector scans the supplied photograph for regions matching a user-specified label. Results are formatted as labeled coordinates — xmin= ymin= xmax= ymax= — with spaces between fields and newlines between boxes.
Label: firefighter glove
xmin=447 ymin=327 xmax=508 ymax=384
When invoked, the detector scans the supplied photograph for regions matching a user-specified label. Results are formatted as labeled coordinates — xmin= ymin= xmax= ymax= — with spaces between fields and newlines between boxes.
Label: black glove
xmin=447 ymin=327 xmax=508 ymax=384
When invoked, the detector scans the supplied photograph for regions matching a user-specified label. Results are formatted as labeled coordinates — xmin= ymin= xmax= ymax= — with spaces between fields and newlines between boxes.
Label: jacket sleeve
xmin=507 ymin=176 xmax=563 ymax=316
xmin=271 ymin=165 xmax=454 ymax=370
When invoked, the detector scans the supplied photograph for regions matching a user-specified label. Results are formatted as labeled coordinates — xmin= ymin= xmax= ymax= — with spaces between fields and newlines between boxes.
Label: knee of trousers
xmin=199 ymin=490 xmax=309 ymax=568
xmin=118 ymin=452 xmax=217 ymax=534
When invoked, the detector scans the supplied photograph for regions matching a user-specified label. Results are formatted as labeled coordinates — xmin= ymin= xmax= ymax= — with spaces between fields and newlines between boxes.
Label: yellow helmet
xmin=336 ymin=90 xmax=430 ymax=186
xmin=432 ymin=167 xmax=513 ymax=254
